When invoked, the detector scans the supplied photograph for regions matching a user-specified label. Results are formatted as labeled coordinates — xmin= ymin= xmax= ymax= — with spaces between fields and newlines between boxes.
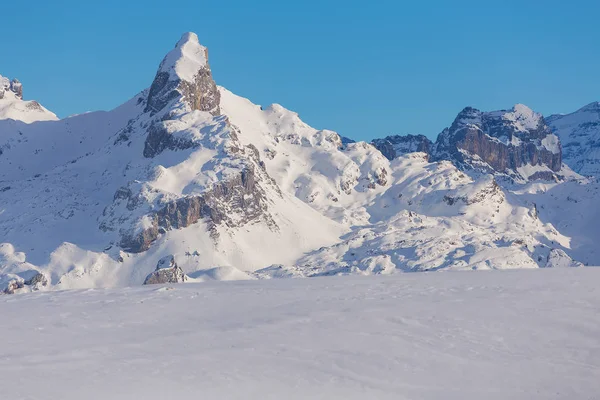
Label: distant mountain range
xmin=1 ymin=32 xmax=598 ymax=293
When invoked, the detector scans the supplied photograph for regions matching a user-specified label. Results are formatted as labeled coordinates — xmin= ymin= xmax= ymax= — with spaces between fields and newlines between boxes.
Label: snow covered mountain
xmin=547 ymin=102 xmax=600 ymax=178
xmin=0 ymin=32 xmax=595 ymax=294
xmin=432 ymin=105 xmax=562 ymax=182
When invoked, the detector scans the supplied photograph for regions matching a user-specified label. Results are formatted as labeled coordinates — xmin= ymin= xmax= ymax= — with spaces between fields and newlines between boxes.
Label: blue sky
xmin=2 ymin=0 xmax=599 ymax=141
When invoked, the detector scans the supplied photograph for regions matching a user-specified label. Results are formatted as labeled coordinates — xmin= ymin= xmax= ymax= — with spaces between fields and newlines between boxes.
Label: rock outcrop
xmin=372 ymin=134 xmax=432 ymax=161
xmin=0 ymin=76 xmax=23 ymax=100
xmin=143 ymin=255 xmax=187 ymax=285
xmin=1 ymin=272 xmax=48 ymax=294
xmin=119 ymin=160 xmax=276 ymax=253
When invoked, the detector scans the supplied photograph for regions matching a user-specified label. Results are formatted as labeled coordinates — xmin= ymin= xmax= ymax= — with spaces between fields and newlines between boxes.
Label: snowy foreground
xmin=2 ymin=268 xmax=599 ymax=400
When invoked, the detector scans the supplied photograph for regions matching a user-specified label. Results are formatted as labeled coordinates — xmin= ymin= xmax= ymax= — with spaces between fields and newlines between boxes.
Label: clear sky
xmin=2 ymin=0 xmax=599 ymax=141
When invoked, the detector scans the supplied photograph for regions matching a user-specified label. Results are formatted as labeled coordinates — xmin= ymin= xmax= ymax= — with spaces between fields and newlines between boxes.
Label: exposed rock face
xmin=371 ymin=105 xmax=562 ymax=181
xmin=2 ymin=279 xmax=24 ymax=294
xmin=143 ymin=120 xmax=196 ymax=158
xmin=432 ymin=105 xmax=562 ymax=180
xmin=143 ymin=255 xmax=187 ymax=285
xmin=145 ymin=33 xmax=220 ymax=117
xmin=372 ymin=134 xmax=432 ymax=161
xmin=547 ymin=102 xmax=600 ymax=178
xmin=120 ymin=161 xmax=276 ymax=253
xmin=10 ymin=79 xmax=22 ymax=99
xmin=115 ymin=135 xmax=280 ymax=254
xmin=1 ymin=272 xmax=47 ymax=294
xmin=25 ymin=272 xmax=49 ymax=290
xmin=0 ymin=76 xmax=23 ymax=100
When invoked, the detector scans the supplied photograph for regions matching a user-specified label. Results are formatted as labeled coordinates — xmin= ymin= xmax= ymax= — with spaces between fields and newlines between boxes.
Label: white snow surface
xmin=1 ymin=268 xmax=599 ymax=400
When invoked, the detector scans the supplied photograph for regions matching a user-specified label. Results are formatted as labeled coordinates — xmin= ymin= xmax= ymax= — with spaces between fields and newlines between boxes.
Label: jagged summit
xmin=372 ymin=134 xmax=432 ymax=161
xmin=158 ymin=32 xmax=209 ymax=82
xmin=434 ymin=103 xmax=562 ymax=179
xmin=452 ymin=104 xmax=546 ymax=135
xmin=145 ymin=32 xmax=220 ymax=116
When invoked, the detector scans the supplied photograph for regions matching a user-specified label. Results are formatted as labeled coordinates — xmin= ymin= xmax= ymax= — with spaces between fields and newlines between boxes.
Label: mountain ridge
xmin=0 ymin=32 xmax=596 ymax=294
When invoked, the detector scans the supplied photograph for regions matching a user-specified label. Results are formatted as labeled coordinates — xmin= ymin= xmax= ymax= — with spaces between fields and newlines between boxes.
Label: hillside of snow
xmin=1 ymin=268 xmax=599 ymax=400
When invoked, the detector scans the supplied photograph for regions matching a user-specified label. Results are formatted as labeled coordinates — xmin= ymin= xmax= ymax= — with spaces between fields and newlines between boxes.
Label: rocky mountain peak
xmin=145 ymin=32 xmax=220 ymax=116
xmin=159 ymin=32 xmax=209 ymax=82
xmin=373 ymin=104 xmax=562 ymax=181
xmin=0 ymin=75 xmax=23 ymax=100
xmin=433 ymin=104 xmax=562 ymax=180
xmin=453 ymin=106 xmax=483 ymax=126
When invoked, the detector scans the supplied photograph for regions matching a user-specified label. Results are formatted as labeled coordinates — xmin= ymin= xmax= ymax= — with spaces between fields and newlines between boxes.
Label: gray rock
xmin=2 ymin=279 xmax=24 ymax=295
xmin=120 ymin=148 xmax=278 ymax=253
xmin=145 ymin=38 xmax=220 ymax=118
xmin=25 ymin=272 xmax=49 ymax=290
xmin=143 ymin=255 xmax=187 ymax=285
xmin=0 ymin=76 xmax=23 ymax=100
xmin=372 ymin=134 xmax=432 ymax=160
xmin=10 ymin=79 xmax=22 ymax=99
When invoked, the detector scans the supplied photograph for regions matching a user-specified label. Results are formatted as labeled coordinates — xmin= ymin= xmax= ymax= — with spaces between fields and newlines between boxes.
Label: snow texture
xmin=1 ymin=268 xmax=599 ymax=399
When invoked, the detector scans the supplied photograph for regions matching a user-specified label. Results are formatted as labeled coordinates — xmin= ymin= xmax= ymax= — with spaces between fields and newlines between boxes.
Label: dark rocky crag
xmin=432 ymin=106 xmax=562 ymax=176
xmin=143 ymin=255 xmax=187 ymax=285
xmin=372 ymin=134 xmax=432 ymax=161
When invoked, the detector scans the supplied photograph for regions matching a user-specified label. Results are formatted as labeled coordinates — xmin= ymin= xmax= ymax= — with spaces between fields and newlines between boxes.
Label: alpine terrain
xmin=1 ymin=32 xmax=599 ymax=294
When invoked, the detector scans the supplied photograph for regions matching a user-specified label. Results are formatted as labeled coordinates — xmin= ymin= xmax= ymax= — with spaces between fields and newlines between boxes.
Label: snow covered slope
xmin=267 ymin=153 xmax=575 ymax=277
xmin=1 ymin=268 xmax=599 ymax=400
xmin=547 ymin=102 xmax=600 ymax=178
